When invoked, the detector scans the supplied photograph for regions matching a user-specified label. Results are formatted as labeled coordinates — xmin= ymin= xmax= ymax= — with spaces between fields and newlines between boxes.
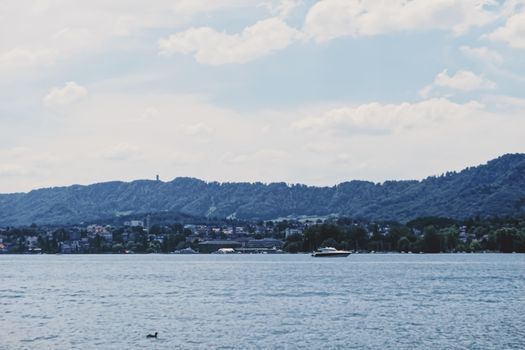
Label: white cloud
xmin=304 ymin=0 xmax=502 ymax=42
xmin=482 ymin=95 xmax=525 ymax=112
xmin=255 ymin=149 xmax=290 ymax=162
xmin=304 ymin=143 xmax=339 ymax=153
xmin=261 ymin=0 xmax=303 ymax=19
xmin=52 ymin=27 xmax=98 ymax=52
xmin=183 ymin=122 xmax=214 ymax=137
xmin=0 ymin=47 xmax=59 ymax=68
xmin=158 ymin=17 xmax=304 ymax=65
xmin=43 ymin=82 xmax=88 ymax=107
xmin=170 ymin=151 xmax=201 ymax=166
xmin=221 ymin=152 xmax=250 ymax=164
xmin=293 ymin=98 xmax=484 ymax=135
xmin=460 ymin=46 xmax=503 ymax=65
xmin=137 ymin=107 xmax=160 ymax=122
xmin=434 ymin=69 xmax=496 ymax=90
xmin=104 ymin=143 xmax=139 ymax=161
xmin=0 ymin=0 xmax=278 ymax=74
xmin=0 ymin=27 xmax=98 ymax=75
xmin=0 ymin=147 xmax=59 ymax=180
xmin=261 ymin=125 xmax=272 ymax=134
xmin=113 ymin=15 xmax=138 ymax=37
xmin=222 ymin=149 xmax=290 ymax=164
xmin=0 ymin=164 xmax=30 ymax=177
xmin=487 ymin=11 xmax=525 ymax=48
xmin=420 ymin=69 xmax=496 ymax=98
xmin=171 ymin=0 xmax=300 ymax=18
xmin=171 ymin=0 xmax=248 ymax=16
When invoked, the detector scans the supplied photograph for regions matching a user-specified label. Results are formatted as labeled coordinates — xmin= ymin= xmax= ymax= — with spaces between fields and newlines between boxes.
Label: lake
xmin=1 ymin=253 xmax=524 ymax=349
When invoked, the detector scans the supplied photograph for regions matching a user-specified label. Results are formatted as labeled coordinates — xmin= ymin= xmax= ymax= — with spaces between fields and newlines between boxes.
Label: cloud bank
xmin=43 ymin=82 xmax=88 ymax=107
xmin=159 ymin=18 xmax=304 ymax=65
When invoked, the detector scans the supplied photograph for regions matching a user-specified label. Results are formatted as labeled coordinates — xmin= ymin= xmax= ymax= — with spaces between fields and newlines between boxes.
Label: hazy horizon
xmin=1 ymin=1 xmax=524 ymax=193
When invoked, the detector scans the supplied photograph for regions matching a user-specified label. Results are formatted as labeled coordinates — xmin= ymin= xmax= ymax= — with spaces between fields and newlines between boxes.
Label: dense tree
xmin=422 ymin=226 xmax=441 ymax=253
xmin=349 ymin=226 xmax=368 ymax=251
xmin=112 ymin=228 xmax=124 ymax=243
xmin=90 ymin=234 xmax=102 ymax=253
xmin=407 ymin=217 xmax=456 ymax=231
xmin=493 ymin=228 xmax=524 ymax=253
xmin=112 ymin=243 xmax=124 ymax=253
xmin=398 ymin=237 xmax=410 ymax=252
xmin=283 ymin=233 xmax=305 ymax=253
xmin=303 ymin=224 xmax=345 ymax=251
xmin=439 ymin=227 xmax=459 ymax=251
xmin=149 ymin=224 xmax=162 ymax=236
xmin=387 ymin=225 xmax=411 ymax=251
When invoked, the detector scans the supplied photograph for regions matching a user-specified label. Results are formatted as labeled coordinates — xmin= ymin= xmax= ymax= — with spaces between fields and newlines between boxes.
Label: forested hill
xmin=1 ymin=154 xmax=524 ymax=226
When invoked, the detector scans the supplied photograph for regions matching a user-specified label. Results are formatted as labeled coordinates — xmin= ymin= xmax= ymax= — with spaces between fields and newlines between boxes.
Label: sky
xmin=1 ymin=0 xmax=525 ymax=193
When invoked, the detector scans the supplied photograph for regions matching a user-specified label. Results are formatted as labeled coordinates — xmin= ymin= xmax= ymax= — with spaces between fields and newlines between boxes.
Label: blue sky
xmin=1 ymin=0 xmax=524 ymax=193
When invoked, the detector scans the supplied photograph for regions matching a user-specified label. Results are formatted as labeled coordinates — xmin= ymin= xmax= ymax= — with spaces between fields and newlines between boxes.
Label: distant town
xmin=1 ymin=214 xmax=524 ymax=254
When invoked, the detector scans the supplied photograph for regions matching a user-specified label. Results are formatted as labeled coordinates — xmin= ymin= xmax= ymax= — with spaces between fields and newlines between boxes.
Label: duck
xmin=146 ymin=332 xmax=158 ymax=338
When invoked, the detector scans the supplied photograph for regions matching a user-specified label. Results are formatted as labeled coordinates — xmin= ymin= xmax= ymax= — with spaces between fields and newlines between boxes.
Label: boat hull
xmin=311 ymin=252 xmax=351 ymax=257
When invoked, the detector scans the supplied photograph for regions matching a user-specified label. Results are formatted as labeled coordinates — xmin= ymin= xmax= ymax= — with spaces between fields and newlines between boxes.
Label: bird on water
xmin=147 ymin=332 xmax=158 ymax=338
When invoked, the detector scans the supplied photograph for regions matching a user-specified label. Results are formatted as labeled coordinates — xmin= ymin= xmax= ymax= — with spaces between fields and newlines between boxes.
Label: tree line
xmin=283 ymin=216 xmax=525 ymax=253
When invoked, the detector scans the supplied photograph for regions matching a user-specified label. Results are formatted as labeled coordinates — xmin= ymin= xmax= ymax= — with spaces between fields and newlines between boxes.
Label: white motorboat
xmin=311 ymin=247 xmax=351 ymax=257
xmin=213 ymin=248 xmax=236 ymax=254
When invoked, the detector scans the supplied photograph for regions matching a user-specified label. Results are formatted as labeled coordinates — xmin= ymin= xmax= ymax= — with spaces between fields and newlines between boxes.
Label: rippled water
xmin=1 ymin=254 xmax=524 ymax=349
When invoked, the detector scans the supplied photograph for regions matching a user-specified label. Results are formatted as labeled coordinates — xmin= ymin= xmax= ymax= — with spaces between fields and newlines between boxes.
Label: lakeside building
xmin=285 ymin=228 xmax=303 ymax=238
xmin=245 ymin=238 xmax=283 ymax=249
xmin=68 ymin=231 xmax=82 ymax=241
xmin=124 ymin=220 xmax=144 ymax=228
xmin=60 ymin=240 xmax=82 ymax=254
xmin=198 ymin=240 xmax=242 ymax=253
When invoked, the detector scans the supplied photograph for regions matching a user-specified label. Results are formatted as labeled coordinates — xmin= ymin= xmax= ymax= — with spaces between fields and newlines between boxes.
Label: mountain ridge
xmin=1 ymin=153 xmax=524 ymax=226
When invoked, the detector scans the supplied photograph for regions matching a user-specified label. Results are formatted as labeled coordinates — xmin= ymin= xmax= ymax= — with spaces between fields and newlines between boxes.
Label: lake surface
xmin=1 ymin=254 xmax=524 ymax=349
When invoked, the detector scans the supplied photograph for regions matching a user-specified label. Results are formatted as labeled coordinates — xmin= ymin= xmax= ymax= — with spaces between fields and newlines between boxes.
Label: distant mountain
xmin=1 ymin=154 xmax=524 ymax=226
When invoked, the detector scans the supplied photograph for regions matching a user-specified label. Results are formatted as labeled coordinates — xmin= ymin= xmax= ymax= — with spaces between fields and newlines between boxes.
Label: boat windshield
xmin=319 ymin=247 xmax=337 ymax=251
